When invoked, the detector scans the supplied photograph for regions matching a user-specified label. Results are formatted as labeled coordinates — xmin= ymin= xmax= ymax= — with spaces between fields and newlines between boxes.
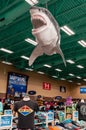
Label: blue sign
xmin=80 ymin=88 xmax=86 ymax=93
xmin=0 ymin=115 xmax=12 ymax=127
xmin=48 ymin=112 xmax=54 ymax=121
xmin=4 ymin=109 xmax=12 ymax=115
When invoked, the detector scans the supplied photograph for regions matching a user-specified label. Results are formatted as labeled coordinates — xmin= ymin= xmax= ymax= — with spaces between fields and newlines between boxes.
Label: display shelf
xmin=34 ymin=111 xmax=54 ymax=128
xmin=65 ymin=105 xmax=78 ymax=121
xmin=65 ymin=105 xmax=73 ymax=119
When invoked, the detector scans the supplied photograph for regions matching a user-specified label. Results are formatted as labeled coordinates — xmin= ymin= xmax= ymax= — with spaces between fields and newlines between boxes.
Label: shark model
xmin=29 ymin=6 xmax=66 ymax=66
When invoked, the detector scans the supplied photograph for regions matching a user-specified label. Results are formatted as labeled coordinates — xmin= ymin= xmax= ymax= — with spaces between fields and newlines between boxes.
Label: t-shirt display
xmin=76 ymin=102 xmax=86 ymax=121
xmin=14 ymin=99 xmax=39 ymax=129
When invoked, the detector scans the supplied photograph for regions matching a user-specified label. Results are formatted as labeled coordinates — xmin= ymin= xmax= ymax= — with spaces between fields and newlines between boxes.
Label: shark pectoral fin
xmin=29 ymin=44 xmax=43 ymax=66
xmin=55 ymin=46 xmax=66 ymax=66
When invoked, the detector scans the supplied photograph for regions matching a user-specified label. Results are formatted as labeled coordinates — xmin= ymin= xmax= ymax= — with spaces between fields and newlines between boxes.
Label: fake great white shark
xmin=29 ymin=6 xmax=66 ymax=66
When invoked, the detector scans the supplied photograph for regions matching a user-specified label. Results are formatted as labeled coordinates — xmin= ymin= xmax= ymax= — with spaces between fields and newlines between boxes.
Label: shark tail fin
xmin=29 ymin=44 xmax=43 ymax=66
xmin=55 ymin=46 xmax=66 ymax=66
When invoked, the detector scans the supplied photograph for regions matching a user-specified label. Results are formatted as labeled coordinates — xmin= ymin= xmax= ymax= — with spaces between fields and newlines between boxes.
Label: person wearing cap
xmin=13 ymin=94 xmax=39 ymax=130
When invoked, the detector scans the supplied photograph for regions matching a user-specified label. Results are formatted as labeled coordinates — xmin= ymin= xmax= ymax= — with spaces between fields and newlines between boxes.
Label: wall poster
xmin=6 ymin=72 xmax=28 ymax=99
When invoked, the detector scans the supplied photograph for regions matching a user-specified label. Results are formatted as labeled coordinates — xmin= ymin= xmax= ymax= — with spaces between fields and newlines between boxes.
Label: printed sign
xmin=47 ymin=112 xmax=54 ymax=121
xmin=4 ymin=109 xmax=12 ymax=115
xmin=43 ymin=82 xmax=51 ymax=90
xmin=73 ymin=111 xmax=78 ymax=121
xmin=0 ymin=115 xmax=12 ymax=127
xmin=80 ymin=88 xmax=86 ymax=93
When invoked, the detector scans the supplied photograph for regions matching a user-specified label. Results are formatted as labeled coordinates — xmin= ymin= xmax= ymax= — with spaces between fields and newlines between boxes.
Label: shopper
xmin=13 ymin=94 xmax=39 ymax=130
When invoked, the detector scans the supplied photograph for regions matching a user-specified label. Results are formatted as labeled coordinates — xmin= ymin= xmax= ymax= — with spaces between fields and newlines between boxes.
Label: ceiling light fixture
xmin=60 ymin=78 xmax=66 ymax=80
xmin=77 ymin=65 xmax=84 ymax=69
xmin=37 ymin=71 xmax=44 ymax=74
xmin=52 ymin=76 xmax=57 ymax=78
xmin=76 ymin=76 xmax=81 ymax=79
xmin=68 ymin=80 xmax=73 ymax=82
xmin=83 ymin=79 xmax=86 ymax=81
xmin=69 ymin=73 xmax=74 ymax=76
xmin=44 ymin=64 xmax=52 ymax=68
xmin=78 ymin=40 xmax=86 ymax=47
xmin=0 ymin=48 xmax=13 ymax=54
xmin=55 ymin=68 xmax=62 ymax=72
xmin=25 ymin=68 xmax=33 ymax=71
xmin=25 ymin=0 xmax=38 ymax=5
xmin=66 ymin=59 xmax=75 ymax=64
xmin=25 ymin=38 xmax=38 ymax=46
xmin=21 ymin=55 xmax=29 ymax=60
xmin=77 ymin=83 xmax=81 ymax=85
xmin=61 ymin=25 xmax=75 ymax=36
xmin=2 ymin=61 xmax=12 ymax=65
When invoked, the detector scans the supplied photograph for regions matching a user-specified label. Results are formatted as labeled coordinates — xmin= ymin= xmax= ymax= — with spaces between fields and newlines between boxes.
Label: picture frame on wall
xmin=60 ymin=86 xmax=66 ymax=93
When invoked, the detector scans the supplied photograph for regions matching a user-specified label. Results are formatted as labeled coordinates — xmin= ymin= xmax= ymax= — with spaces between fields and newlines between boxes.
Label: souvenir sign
xmin=0 ymin=115 xmax=13 ymax=128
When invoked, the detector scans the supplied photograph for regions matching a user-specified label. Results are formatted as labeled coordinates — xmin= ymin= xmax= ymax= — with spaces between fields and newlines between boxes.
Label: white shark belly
xmin=33 ymin=24 xmax=57 ymax=46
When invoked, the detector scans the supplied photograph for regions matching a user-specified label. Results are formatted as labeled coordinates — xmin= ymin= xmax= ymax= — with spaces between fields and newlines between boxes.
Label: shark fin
xmin=55 ymin=46 xmax=66 ymax=66
xmin=29 ymin=44 xmax=43 ymax=66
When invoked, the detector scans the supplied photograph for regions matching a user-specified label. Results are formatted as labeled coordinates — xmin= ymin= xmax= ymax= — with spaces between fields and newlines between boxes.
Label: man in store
xmin=13 ymin=94 xmax=39 ymax=130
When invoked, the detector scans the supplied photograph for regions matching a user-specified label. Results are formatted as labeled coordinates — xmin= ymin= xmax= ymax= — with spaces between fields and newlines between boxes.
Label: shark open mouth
xmin=31 ymin=15 xmax=47 ymax=32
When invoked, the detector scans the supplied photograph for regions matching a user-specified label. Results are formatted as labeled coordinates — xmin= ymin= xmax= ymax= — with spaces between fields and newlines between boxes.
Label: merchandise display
xmin=0 ymin=99 xmax=86 ymax=130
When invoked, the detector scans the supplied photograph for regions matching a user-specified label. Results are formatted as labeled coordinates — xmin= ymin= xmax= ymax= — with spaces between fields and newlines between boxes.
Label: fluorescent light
xmin=25 ymin=0 xmax=38 ymax=5
xmin=77 ymin=65 xmax=84 ymax=69
xmin=2 ymin=61 xmax=12 ymax=65
xmin=26 ymin=68 xmax=33 ymax=71
xmin=52 ymin=76 xmax=57 ymax=78
xmin=76 ymin=76 xmax=81 ymax=79
xmin=21 ymin=55 xmax=29 ymax=60
xmin=77 ymin=83 xmax=81 ymax=85
xmin=68 ymin=80 xmax=73 ymax=82
xmin=61 ymin=25 xmax=75 ymax=36
xmin=25 ymin=38 xmax=38 ymax=46
xmin=44 ymin=64 xmax=52 ymax=68
xmin=60 ymin=78 xmax=66 ymax=80
xmin=37 ymin=71 xmax=44 ymax=74
xmin=83 ymin=79 xmax=86 ymax=81
xmin=66 ymin=59 xmax=75 ymax=64
xmin=78 ymin=40 xmax=86 ymax=47
xmin=55 ymin=68 xmax=62 ymax=72
xmin=69 ymin=73 xmax=74 ymax=76
xmin=0 ymin=48 xmax=13 ymax=54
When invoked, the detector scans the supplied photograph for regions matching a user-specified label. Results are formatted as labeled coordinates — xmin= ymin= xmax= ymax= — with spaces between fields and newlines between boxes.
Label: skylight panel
xmin=78 ymin=40 xmax=86 ymax=47
xmin=0 ymin=48 xmax=13 ymax=54
xmin=76 ymin=65 xmax=84 ymax=69
xmin=44 ymin=64 xmax=52 ymax=68
xmin=21 ymin=55 xmax=29 ymax=60
xmin=25 ymin=0 xmax=38 ymax=5
xmin=61 ymin=25 xmax=75 ymax=36
xmin=66 ymin=59 xmax=75 ymax=64
xmin=25 ymin=38 xmax=38 ymax=46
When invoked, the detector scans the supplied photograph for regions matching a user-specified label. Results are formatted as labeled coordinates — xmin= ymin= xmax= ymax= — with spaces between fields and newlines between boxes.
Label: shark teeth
xmin=31 ymin=15 xmax=46 ymax=29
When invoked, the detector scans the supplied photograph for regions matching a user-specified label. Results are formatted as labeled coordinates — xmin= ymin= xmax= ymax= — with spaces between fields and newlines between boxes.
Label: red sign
xmin=43 ymin=82 xmax=51 ymax=90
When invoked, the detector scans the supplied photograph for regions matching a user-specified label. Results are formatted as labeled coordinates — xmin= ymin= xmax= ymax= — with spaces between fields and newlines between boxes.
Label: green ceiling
xmin=0 ymin=0 xmax=86 ymax=84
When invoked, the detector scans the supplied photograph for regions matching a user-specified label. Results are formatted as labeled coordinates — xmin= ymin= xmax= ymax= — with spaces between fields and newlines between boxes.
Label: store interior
xmin=0 ymin=0 xmax=86 ymax=130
